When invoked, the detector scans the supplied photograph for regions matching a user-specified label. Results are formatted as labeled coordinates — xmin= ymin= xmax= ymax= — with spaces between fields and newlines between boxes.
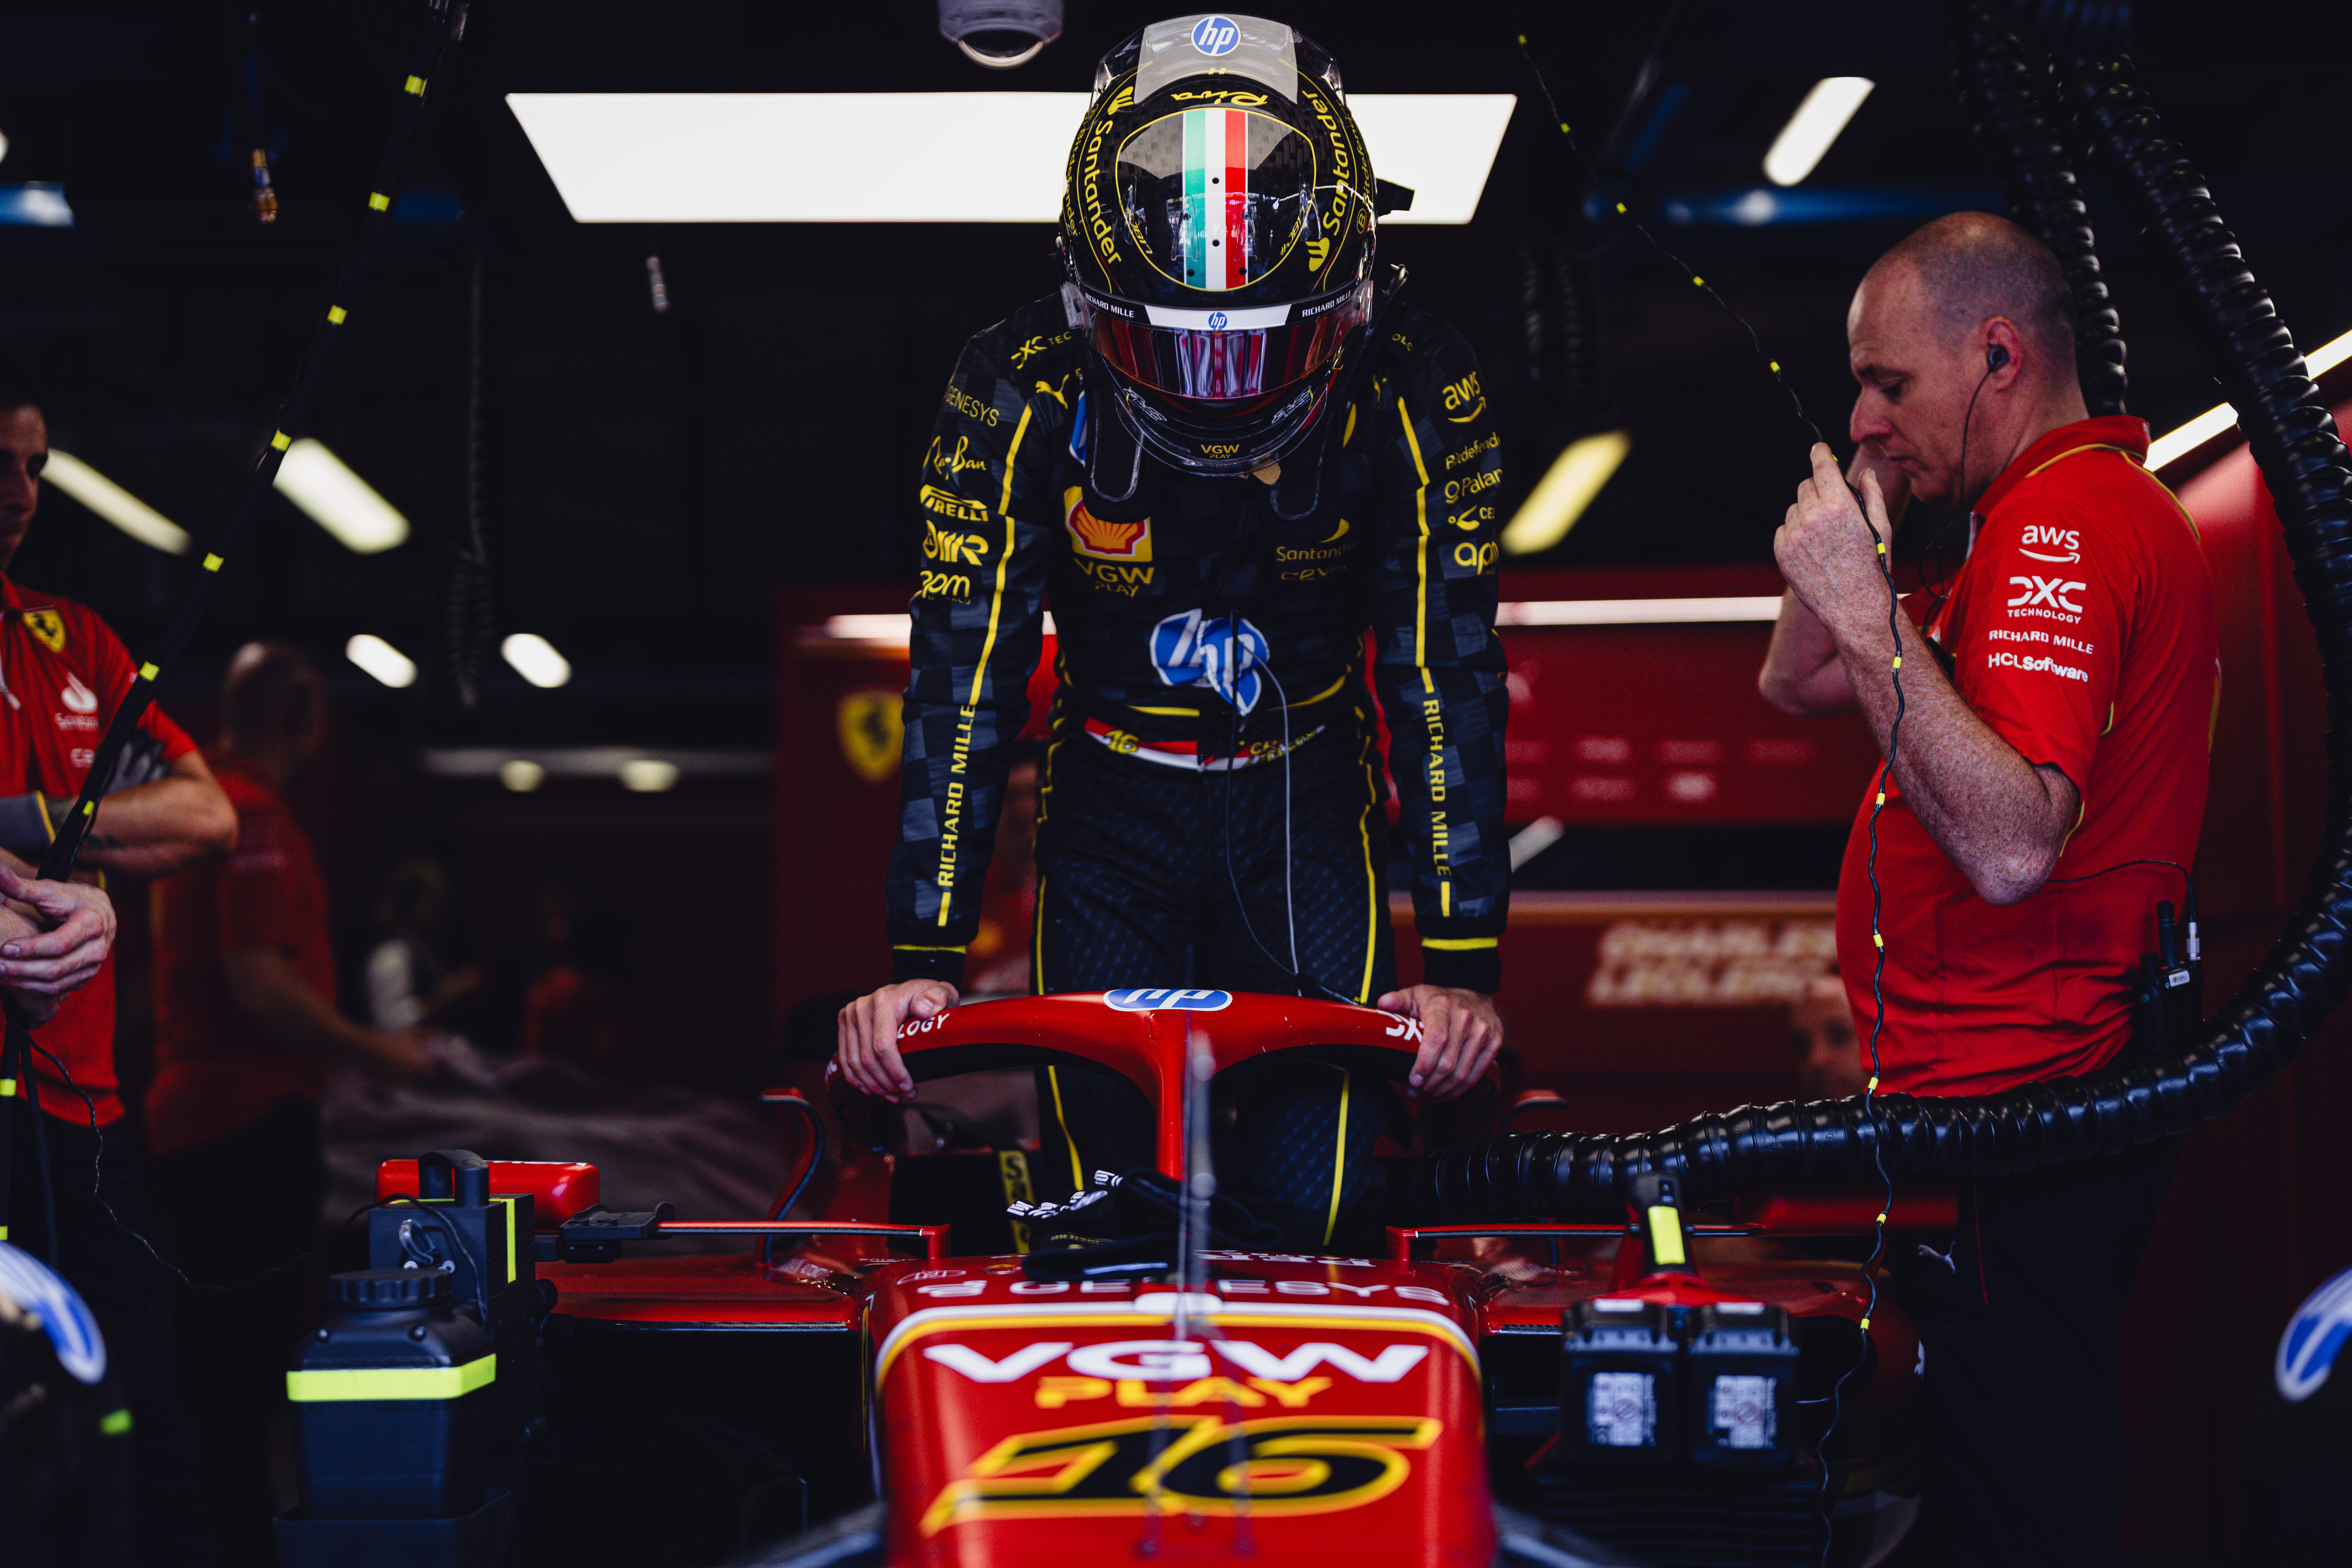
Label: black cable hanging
xmin=1415 ymin=50 xmax=2352 ymax=1222
xmin=1950 ymin=2 xmax=2128 ymax=416
xmin=0 ymin=0 xmax=471 ymax=1259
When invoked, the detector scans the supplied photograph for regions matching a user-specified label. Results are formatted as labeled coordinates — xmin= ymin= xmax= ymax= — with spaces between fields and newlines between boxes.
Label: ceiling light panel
xmin=273 ymin=439 xmax=410 ymax=553
xmin=1763 ymin=77 xmax=1874 ymax=187
xmin=506 ymin=93 xmax=1513 ymax=225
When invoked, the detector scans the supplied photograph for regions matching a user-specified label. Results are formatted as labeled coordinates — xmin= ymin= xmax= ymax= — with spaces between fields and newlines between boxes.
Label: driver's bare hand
xmin=837 ymin=980 xmax=958 ymax=1102
xmin=1375 ymin=984 xmax=1504 ymax=1101
xmin=0 ymin=864 xmax=114 ymax=996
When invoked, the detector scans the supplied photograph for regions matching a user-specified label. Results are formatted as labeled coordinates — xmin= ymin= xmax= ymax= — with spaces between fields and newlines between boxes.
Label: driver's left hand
xmin=1375 ymin=984 xmax=1504 ymax=1101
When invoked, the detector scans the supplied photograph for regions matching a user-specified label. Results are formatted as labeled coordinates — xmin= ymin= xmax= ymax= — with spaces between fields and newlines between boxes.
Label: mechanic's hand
xmin=837 ymin=980 xmax=958 ymax=1102
xmin=0 ymin=863 xmax=115 ymax=998
xmin=1774 ymin=443 xmax=1897 ymax=642
xmin=358 ymin=1026 xmax=439 ymax=1087
xmin=1847 ymin=441 xmax=1913 ymax=527
xmin=1376 ymin=984 xmax=1504 ymax=1101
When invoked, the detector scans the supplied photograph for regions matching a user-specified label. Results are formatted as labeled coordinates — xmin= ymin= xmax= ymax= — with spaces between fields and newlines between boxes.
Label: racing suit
xmin=884 ymin=287 xmax=1508 ymax=1247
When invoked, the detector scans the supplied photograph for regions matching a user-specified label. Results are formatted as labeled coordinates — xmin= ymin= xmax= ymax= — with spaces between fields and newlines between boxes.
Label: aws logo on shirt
xmin=2018 ymin=525 xmax=2082 ymax=564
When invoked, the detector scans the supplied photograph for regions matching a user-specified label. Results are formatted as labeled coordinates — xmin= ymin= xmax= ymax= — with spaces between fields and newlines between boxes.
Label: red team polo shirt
xmin=145 ymin=751 xmax=335 ymax=1159
xmin=1836 ymin=417 xmax=2219 ymax=1096
xmin=0 ymin=576 xmax=198 ymax=1124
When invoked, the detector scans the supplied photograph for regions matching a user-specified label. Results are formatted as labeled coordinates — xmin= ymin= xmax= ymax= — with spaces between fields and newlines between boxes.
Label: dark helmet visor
xmin=1081 ymin=278 xmax=1372 ymax=408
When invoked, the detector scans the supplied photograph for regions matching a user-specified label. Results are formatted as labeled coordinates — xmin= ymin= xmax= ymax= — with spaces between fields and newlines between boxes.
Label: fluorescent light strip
xmin=345 ymin=634 xmax=418 ymax=688
xmin=501 ymin=632 xmax=572 ymax=689
xmin=815 ymin=599 xmax=1776 ymax=646
xmin=2148 ymin=325 xmax=2352 ymax=472
xmin=41 ymin=450 xmax=191 ymax=555
xmin=1500 ymin=430 xmax=1632 ymax=555
xmin=1763 ymin=78 xmax=1874 ymax=187
xmin=1495 ymin=597 xmax=1783 ymax=626
xmin=505 ymin=93 xmax=1514 ymax=226
xmin=274 ymin=439 xmax=410 ymax=553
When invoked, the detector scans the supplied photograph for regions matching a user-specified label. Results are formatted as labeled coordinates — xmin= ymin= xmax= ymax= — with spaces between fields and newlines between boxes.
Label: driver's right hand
xmin=836 ymin=979 xmax=959 ymax=1102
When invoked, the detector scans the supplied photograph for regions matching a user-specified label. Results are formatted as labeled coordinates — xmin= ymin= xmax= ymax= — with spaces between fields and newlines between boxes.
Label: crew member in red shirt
xmin=148 ymin=640 xmax=434 ymax=1561
xmin=0 ymin=388 xmax=239 ymax=1563
xmin=1759 ymin=213 xmax=2218 ymax=1566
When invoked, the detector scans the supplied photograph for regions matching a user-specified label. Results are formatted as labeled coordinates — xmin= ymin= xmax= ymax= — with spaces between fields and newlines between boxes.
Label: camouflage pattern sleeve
xmin=1370 ymin=322 xmax=1510 ymax=994
xmin=884 ymin=334 xmax=1063 ymax=987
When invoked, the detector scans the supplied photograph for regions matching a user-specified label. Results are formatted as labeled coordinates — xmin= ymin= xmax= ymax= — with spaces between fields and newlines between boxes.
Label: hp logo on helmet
xmin=1206 ymin=311 xmax=1229 ymax=329
xmin=1191 ymin=16 xmax=1240 ymax=55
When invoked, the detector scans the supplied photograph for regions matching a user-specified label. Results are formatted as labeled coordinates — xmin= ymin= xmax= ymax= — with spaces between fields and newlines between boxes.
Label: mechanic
xmin=836 ymin=14 xmax=1508 ymax=1250
xmin=1759 ymin=212 xmax=2217 ymax=1565
xmin=0 ymin=385 xmax=238 ymax=1564
xmin=145 ymin=640 xmax=434 ymax=1561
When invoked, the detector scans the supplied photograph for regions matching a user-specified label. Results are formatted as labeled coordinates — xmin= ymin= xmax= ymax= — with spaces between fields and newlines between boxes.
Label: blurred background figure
xmin=363 ymin=854 xmax=483 ymax=1034
xmin=518 ymin=879 xmax=632 ymax=1073
xmin=1789 ymin=971 xmax=1869 ymax=1100
xmin=145 ymin=641 xmax=436 ymax=1563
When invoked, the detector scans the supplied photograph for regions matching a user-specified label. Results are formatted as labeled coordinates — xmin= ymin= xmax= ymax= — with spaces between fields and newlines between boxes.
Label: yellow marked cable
xmin=202 ymin=554 xmax=224 ymax=573
xmin=1692 ymin=276 xmax=1706 ymax=288
xmin=138 ymin=662 xmax=159 ymax=681
xmin=368 ymin=192 xmax=391 ymax=212
xmin=1872 ymin=934 xmax=1884 ymax=949
xmin=327 ymin=306 xmax=348 ymax=325
xmin=0 ymin=1078 xmax=15 ymax=1096
xmin=1866 ymin=1076 xmax=1879 ymax=1091
xmin=100 ymin=1409 xmax=132 ymax=1436
xmin=270 ymin=431 xmax=291 ymax=451
xmin=1860 ymin=1317 xmax=1872 ymax=1331
xmin=404 ymin=74 xmax=427 ymax=96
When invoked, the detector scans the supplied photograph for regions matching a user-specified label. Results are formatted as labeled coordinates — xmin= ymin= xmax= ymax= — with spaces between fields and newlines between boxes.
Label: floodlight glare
xmin=345 ymin=633 xmax=417 ymax=689
xmin=1763 ymin=78 xmax=1875 ymax=187
xmin=501 ymin=632 xmax=572 ymax=690
xmin=1500 ymin=430 xmax=1632 ymax=556
xmin=40 ymin=450 xmax=192 ymax=555
xmin=273 ymin=439 xmax=410 ymax=553
xmin=619 ymin=758 xmax=680 ymax=793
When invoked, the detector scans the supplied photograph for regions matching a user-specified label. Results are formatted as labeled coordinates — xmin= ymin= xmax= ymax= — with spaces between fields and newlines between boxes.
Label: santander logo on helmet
xmin=1191 ymin=15 xmax=1241 ymax=54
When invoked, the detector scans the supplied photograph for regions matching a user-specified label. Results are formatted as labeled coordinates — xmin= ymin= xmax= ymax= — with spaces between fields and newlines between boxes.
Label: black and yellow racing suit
xmin=883 ymin=286 xmax=1508 ymax=1247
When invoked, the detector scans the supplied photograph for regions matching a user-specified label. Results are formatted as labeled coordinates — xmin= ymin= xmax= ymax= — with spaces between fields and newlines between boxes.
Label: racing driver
xmin=836 ymin=15 xmax=1508 ymax=1250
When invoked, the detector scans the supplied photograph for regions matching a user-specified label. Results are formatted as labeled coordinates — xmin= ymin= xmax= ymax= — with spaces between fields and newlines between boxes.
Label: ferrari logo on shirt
xmin=837 ymin=688 xmax=904 ymax=786
xmin=1064 ymin=488 xmax=1151 ymax=563
xmin=22 ymin=609 xmax=65 ymax=653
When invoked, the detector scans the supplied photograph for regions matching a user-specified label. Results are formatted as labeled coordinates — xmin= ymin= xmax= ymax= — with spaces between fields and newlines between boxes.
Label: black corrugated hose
xmin=1416 ymin=53 xmax=2352 ymax=1223
xmin=1950 ymin=3 xmax=2128 ymax=417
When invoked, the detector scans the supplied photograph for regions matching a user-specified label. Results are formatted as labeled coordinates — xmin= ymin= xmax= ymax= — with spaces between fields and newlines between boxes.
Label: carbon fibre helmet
xmin=1060 ymin=15 xmax=1378 ymax=478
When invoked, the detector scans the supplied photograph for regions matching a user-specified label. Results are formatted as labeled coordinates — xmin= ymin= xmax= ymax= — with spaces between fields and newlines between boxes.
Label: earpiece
xmin=1986 ymin=344 xmax=2009 ymax=372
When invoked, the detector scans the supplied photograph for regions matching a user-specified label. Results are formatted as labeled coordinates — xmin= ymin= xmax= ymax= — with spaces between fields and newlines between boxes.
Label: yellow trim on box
xmin=287 ymin=1355 xmax=495 ymax=1403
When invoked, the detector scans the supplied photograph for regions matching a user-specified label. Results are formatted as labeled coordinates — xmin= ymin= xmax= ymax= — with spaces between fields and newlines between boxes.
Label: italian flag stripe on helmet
xmin=1180 ymin=109 xmax=1250 ymax=292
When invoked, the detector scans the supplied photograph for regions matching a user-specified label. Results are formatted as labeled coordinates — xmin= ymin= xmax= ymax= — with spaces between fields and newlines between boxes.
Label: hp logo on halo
xmin=1206 ymin=310 xmax=1229 ymax=329
xmin=1104 ymin=988 xmax=1233 ymax=1013
xmin=1191 ymin=16 xmax=1240 ymax=55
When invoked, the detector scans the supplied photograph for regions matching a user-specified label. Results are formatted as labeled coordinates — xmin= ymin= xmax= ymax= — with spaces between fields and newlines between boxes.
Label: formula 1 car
xmin=282 ymin=993 xmax=1934 ymax=1568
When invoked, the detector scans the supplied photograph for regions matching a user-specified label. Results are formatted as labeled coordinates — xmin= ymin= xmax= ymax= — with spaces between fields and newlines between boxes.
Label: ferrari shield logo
xmin=22 ymin=609 xmax=64 ymax=653
xmin=837 ymin=689 xmax=904 ymax=784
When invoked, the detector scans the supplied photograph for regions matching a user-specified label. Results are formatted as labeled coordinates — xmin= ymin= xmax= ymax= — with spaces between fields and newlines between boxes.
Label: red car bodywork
xmin=417 ymin=993 xmax=1927 ymax=1565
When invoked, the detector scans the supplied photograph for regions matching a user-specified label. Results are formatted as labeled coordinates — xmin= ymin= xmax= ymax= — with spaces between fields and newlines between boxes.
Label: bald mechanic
xmin=1760 ymin=213 xmax=2216 ymax=1564
xmin=0 ymin=387 xmax=239 ymax=1561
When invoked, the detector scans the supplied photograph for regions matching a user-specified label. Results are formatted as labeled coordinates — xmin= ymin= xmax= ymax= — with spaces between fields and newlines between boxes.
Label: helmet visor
xmin=1080 ymin=278 xmax=1372 ymax=408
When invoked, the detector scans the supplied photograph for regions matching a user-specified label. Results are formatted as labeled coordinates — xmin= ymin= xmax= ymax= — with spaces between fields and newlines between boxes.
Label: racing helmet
xmin=1060 ymin=15 xmax=1379 ymax=477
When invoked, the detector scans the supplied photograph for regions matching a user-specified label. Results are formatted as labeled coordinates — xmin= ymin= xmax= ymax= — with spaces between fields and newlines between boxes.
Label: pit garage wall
xmin=775 ymin=448 xmax=2351 ymax=1549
